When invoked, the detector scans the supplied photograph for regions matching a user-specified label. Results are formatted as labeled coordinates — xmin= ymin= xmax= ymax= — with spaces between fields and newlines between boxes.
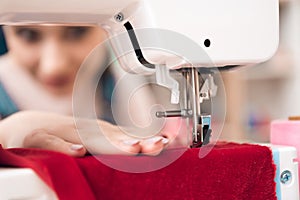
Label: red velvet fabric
xmin=0 ymin=143 xmax=276 ymax=200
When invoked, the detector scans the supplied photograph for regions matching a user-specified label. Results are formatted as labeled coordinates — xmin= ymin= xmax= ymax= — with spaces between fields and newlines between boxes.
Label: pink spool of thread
xmin=271 ymin=116 xmax=300 ymax=162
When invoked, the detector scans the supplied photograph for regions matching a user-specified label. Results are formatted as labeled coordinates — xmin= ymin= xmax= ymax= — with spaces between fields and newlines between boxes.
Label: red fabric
xmin=0 ymin=143 xmax=276 ymax=200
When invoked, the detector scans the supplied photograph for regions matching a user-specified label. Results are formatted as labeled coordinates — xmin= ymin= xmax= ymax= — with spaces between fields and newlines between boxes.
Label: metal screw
xmin=200 ymin=93 xmax=207 ymax=98
xmin=114 ymin=12 xmax=124 ymax=22
xmin=280 ymin=170 xmax=292 ymax=184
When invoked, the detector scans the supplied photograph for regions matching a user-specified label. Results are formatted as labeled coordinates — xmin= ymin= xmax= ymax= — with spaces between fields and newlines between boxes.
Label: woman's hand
xmin=0 ymin=111 xmax=169 ymax=157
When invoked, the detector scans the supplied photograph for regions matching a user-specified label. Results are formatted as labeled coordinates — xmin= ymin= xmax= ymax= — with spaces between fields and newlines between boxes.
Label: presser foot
xmin=190 ymin=115 xmax=212 ymax=148
xmin=191 ymin=124 xmax=212 ymax=148
xmin=156 ymin=109 xmax=212 ymax=148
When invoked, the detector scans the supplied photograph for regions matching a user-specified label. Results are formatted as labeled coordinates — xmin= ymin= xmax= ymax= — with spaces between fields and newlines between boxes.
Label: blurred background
xmin=220 ymin=0 xmax=300 ymax=142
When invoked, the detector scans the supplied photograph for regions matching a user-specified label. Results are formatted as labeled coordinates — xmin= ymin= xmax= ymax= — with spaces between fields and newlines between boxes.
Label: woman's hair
xmin=0 ymin=26 xmax=7 ymax=55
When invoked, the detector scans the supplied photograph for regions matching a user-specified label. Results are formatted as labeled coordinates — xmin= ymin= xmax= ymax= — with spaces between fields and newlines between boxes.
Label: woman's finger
xmin=23 ymin=129 xmax=87 ymax=157
xmin=140 ymin=136 xmax=169 ymax=156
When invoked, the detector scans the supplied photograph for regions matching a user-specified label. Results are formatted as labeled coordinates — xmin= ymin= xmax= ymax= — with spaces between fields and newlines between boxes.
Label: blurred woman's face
xmin=4 ymin=25 xmax=107 ymax=95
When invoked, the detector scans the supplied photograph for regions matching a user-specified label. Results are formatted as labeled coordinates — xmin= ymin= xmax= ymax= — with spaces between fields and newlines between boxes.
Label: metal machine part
xmin=156 ymin=68 xmax=215 ymax=147
xmin=123 ymin=20 xmax=215 ymax=147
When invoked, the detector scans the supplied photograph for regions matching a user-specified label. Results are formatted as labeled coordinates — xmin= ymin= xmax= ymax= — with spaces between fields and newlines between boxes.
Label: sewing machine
xmin=0 ymin=0 xmax=299 ymax=199
xmin=0 ymin=0 xmax=279 ymax=147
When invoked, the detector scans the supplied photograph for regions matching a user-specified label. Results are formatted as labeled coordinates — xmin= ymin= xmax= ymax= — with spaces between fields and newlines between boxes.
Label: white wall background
xmin=221 ymin=1 xmax=300 ymax=142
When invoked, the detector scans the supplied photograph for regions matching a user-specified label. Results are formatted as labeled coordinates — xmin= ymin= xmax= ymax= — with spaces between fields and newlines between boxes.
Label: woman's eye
xmin=14 ymin=28 xmax=41 ymax=43
xmin=65 ymin=27 xmax=90 ymax=40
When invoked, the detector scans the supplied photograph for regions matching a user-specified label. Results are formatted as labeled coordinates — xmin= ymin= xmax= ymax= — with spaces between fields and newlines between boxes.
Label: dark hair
xmin=0 ymin=26 xmax=7 ymax=55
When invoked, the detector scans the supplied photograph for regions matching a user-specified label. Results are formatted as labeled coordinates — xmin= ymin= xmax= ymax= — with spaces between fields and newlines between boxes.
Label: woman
xmin=0 ymin=25 xmax=169 ymax=157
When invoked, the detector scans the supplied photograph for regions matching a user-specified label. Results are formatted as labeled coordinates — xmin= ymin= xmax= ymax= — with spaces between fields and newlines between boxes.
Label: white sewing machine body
xmin=0 ymin=144 xmax=298 ymax=200
xmin=0 ymin=0 xmax=279 ymax=70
